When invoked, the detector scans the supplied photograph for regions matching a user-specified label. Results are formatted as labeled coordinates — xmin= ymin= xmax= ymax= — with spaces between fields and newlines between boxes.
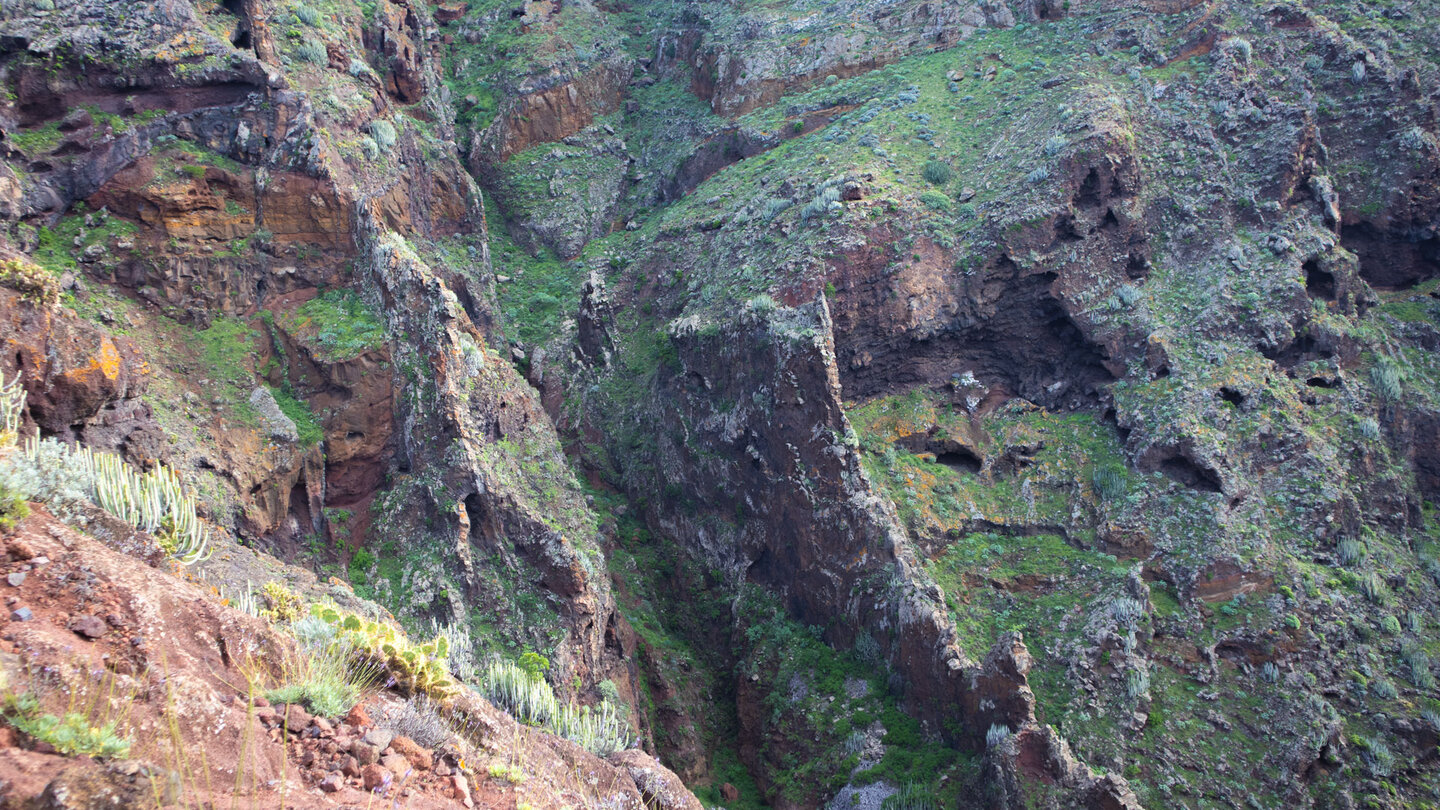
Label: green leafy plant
xmin=0 ymin=484 xmax=28 ymax=532
xmin=2 ymin=692 xmax=132 ymax=758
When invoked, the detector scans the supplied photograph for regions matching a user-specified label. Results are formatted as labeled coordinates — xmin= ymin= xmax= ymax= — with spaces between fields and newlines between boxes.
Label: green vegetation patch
xmin=487 ymin=193 xmax=587 ymax=349
xmin=277 ymin=289 xmax=387 ymax=362
xmin=268 ymin=386 xmax=324 ymax=447
xmin=737 ymin=586 xmax=974 ymax=806
xmin=31 ymin=207 xmax=139 ymax=276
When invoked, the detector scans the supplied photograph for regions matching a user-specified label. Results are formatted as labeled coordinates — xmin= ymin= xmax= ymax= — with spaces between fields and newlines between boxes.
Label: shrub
xmin=1357 ymin=735 xmax=1393 ymax=777
xmin=1221 ymin=37 xmax=1253 ymax=63
xmin=479 ymin=658 xmax=632 ymax=756
xmin=1260 ymin=662 xmax=1280 ymax=684
xmin=1360 ymin=571 xmax=1387 ymax=605
xmin=800 ymin=183 xmax=842 ymax=222
xmin=2 ymin=693 xmax=131 ymax=758
xmin=1405 ymin=611 xmax=1423 ymax=633
xmin=1371 ymin=678 xmax=1398 ymax=699
xmin=297 ymin=39 xmax=327 ymax=64
xmin=291 ymin=614 xmax=337 ymax=650
xmin=370 ymin=120 xmax=398 ymax=150
xmin=295 ymin=4 xmax=320 ymax=25
xmin=1093 ymin=464 xmax=1127 ymax=501
xmin=1043 ymin=135 xmax=1068 ymax=156
xmin=0 ymin=259 xmax=61 ymax=307
xmin=921 ymin=160 xmax=953 ymax=185
xmin=854 ymin=631 xmax=882 ymax=665
xmin=1351 ymin=61 xmax=1367 ymax=83
xmin=1109 ymin=597 xmax=1146 ymax=631
xmin=1359 ymin=417 xmax=1382 ymax=441
xmin=748 ymin=294 xmax=777 ymax=315
xmin=1125 ymin=668 xmax=1150 ymax=699
xmin=919 ymin=190 xmax=950 ymax=212
xmin=1381 ymin=614 xmax=1401 ymax=635
xmin=1403 ymin=643 xmax=1433 ymax=689
xmin=348 ymin=58 xmax=370 ymax=78
xmin=1336 ymin=538 xmax=1365 ymax=566
xmin=985 ymin=723 xmax=1010 ymax=748
xmin=379 ymin=694 xmax=452 ymax=748
xmin=1370 ymin=359 xmax=1402 ymax=401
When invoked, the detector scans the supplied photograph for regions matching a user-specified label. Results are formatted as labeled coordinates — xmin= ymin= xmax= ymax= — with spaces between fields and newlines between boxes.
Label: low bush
xmin=297 ymin=39 xmax=327 ymax=65
xmin=921 ymin=160 xmax=953 ymax=185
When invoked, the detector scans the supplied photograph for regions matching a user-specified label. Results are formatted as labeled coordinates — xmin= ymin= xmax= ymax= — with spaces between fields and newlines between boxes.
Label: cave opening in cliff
xmin=1142 ymin=447 xmax=1222 ymax=493
xmin=219 ymin=0 xmax=253 ymax=50
xmin=934 ymin=447 xmax=982 ymax=474
xmin=1341 ymin=222 xmax=1440 ymax=290
xmin=833 ymin=263 xmax=1115 ymax=413
xmin=1304 ymin=258 xmax=1335 ymax=300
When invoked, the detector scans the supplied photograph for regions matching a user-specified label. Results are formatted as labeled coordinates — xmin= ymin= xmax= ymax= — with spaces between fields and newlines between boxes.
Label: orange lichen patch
xmin=153 ymin=31 xmax=208 ymax=63
xmin=97 ymin=338 xmax=122 ymax=381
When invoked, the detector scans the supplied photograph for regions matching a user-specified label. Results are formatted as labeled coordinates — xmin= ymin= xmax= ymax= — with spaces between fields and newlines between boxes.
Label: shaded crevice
xmin=1140 ymin=446 xmax=1221 ymax=493
xmin=1341 ymin=221 xmax=1440 ymax=290
xmin=1126 ymin=252 xmax=1151 ymax=280
xmin=835 ymin=259 xmax=1116 ymax=412
xmin=935 ymin=448 xmax=983 ymax=474
xmin=1261 ymin=331 xmax=1331 ymax=368
xmin=1304 ymin=258 xmax=1335 ymax=300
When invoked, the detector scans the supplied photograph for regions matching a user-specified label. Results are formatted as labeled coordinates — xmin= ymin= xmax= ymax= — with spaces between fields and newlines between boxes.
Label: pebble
xmin=6 ymin=572 xmax=24 ymax=587
xmin=10 ymin=607 xmax=31 ymax=622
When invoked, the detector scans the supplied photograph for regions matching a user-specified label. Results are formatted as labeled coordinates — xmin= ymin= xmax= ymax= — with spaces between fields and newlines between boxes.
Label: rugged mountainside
xmin=2 ymin=0 xmax=1440 ymax=807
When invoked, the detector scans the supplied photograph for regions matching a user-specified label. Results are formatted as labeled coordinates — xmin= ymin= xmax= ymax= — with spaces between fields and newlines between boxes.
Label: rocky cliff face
xmin=4 ymin=0 xmax=1440 ymax=807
